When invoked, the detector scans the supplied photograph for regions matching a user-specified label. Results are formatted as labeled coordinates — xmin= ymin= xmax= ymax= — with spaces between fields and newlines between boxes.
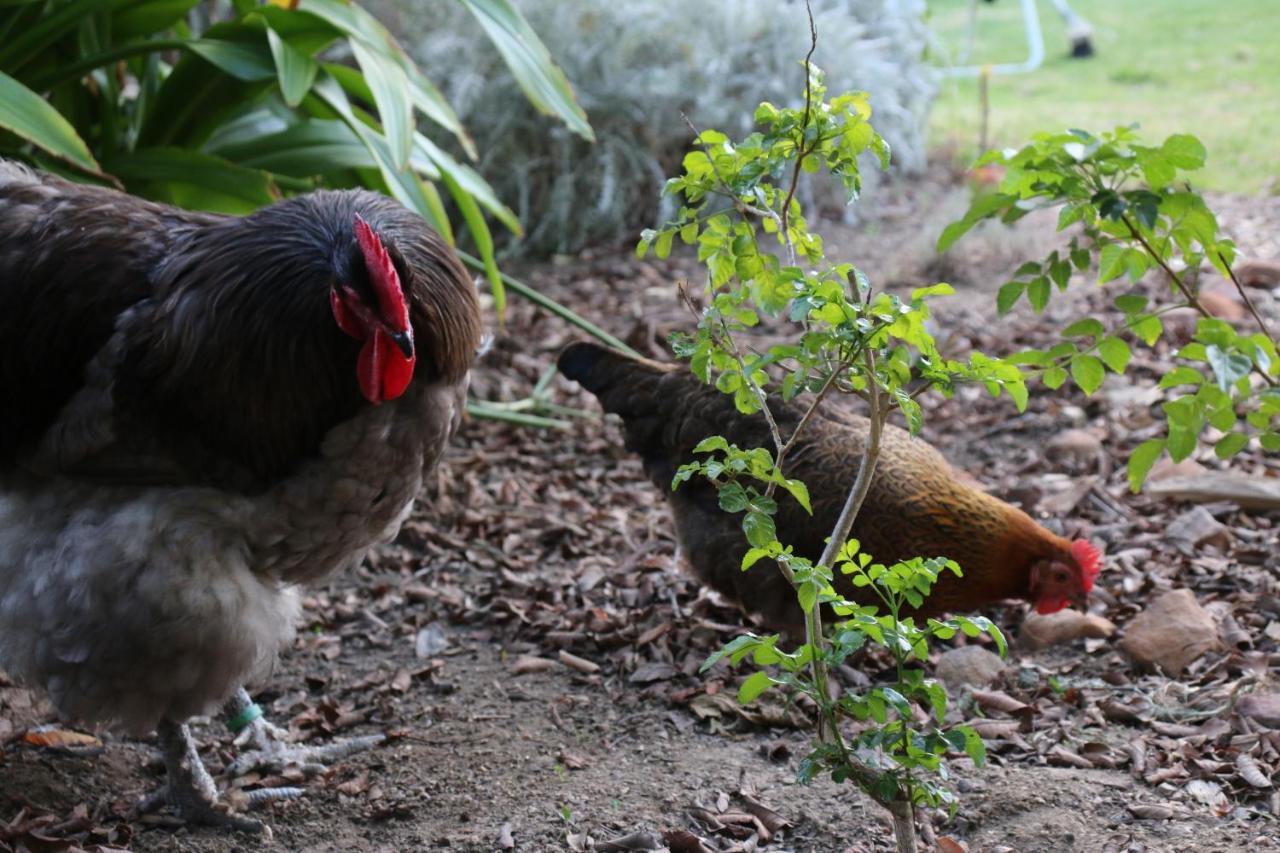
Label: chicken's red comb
xmin=354 ymin=214 xmax=409 ymax=332
xmin=1071 ymin=539 xmax=1102 ymax=590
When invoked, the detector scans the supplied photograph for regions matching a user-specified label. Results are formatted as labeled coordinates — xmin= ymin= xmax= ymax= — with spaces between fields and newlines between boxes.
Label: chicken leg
xmin=221 ymin=688 xmax=385 ymax=786
xmin=138 ymin=719 xmax=262 ymax=832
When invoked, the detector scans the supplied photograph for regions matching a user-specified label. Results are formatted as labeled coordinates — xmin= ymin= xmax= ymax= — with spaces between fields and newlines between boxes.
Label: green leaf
xmin=349 ymin=38 xmax=413 ymax=169
xmin=996 ymin=280 xmax=1025 ymax=315
xmin=186 ymin=37 xmax=278 ymax=81
xmin=936 ymin=193 xmax=1009 ymax=253
xmin=1127 ymin=438 xmax=1165 ymax=491
xmin=655 ymin=229 xmax=674 ymax=260
xmin=0 ymin=0 xmax=117 ymax=72
xmin=742 ymin=511 xmax=776 ymax=549
xmin=105 ymin=147 xmax=278 ymax=214
xmin=267 ymin=27 xmax=319 ymax=107
xmin=780 ymin=478 xmax=812 ymax=514
xmin=1098 ymin=337 xmax=1132 ymax=373
xmin=1161 ymin=133 xmax=1207 ymax=170
xmin=1206 ymin=344 xmax=1252 ymax=390
xmin=1026 ymin=277 xmax=1050 ymax=312
xmin=414 ymin=131 xmax=520 ymax=234
xmin=310 ymin=72 xmax=446 ymax=239
xmin=1138 ymin=150 xmax=1175 ymax=188
xmin=959 ymin=725 xmax=987 ymax=766
xmin=1214 ymin=433 xmax=1248 ymax=459
xmin=797 ymin=581 xmax=817 ymax=614
xmin=1042 ymin=366 xmax=1068 ymax=389
xmin=718 ymin=481 xmax=749 ymax=513
xmin=691 ymin=436 xmax=730 ymax=454
xmin=1158 ymin=366 xmax=1204 ymax=389
xmin=0 ymin=69 xmax=100 ymax=172
xmin=1062 ymin=318 xmax=1105 ymax=339
xmin=441 ymin=167 xmax=503 ymax=316
xmin=1114 ymin=294 xmax=1148 ymax=314
xmin=738 ymin=671 xmax=773 ymax=704
xmin=457 ymin=0 xmax=594 ymax=140
xmin=1098 ymin=243 xmax=1126 ymax=283
xmin=911 ymin=282 xmax=955 ymax=301
xmin=1130 ymin=314 xmax=1163 ymax=346
xmin=1070 ymin=355 xmax=1105 ymax=395
xmin=208 ymin=118 xmax=375 ymax=174
xmin=114 ymin=0 xmax=201 ymax=39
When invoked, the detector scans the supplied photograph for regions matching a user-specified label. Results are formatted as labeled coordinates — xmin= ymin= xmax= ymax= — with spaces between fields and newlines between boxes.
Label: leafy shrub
xmin=375 ymin=0 xmax=935 ymax=255
xmin=0 ymin=0 xmax=589 ymax=316
xmin=941 ymin=127 xmax=1280 ymax=487
xmin=641 ymin=45 xmax=1008 ymax=850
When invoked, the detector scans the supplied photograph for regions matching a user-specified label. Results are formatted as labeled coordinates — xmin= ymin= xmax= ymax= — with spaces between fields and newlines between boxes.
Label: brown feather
xmin=559 ymin=341 xmax=1080 ymax=634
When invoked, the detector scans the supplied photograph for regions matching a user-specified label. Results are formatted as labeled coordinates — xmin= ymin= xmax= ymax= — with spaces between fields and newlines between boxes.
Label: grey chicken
xmin=0 ymin=160 xmax=482 ymax=828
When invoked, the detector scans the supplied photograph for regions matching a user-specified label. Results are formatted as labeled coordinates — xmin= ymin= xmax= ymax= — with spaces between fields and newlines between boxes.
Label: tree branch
xmin=1219 ymin=252 xmax=1278 ymax=347
xmin=778 ymin=1 xmax=819 ymax=265
xmin=1120 ymin=216 xmax=1277 ymax=388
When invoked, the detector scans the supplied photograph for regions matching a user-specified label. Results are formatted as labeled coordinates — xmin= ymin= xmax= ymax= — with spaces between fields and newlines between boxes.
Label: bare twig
xmin=715 ymin=313 xmax=786 ymax=453
xmin=777 ymin=1 xmax=819 ymax=265
xmin=1120 ymin=215 xmax=1213 ymax=320
xmin=1219 ymin=252 xmax=1278 ymax=345
xmin=816 ymin=349 xmax=885 ymax=572
xmin=1119 ymin=217 xmax=1276 ymax=387
xmin=768 ymin=362 xmax=848 ymax=499
xmin=455 ymin=250 xmax=638 ymax=357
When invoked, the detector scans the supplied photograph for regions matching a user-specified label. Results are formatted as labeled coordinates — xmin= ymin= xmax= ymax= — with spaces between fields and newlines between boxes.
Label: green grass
xmin=927 ymin=0 xmax=1280 ymax=193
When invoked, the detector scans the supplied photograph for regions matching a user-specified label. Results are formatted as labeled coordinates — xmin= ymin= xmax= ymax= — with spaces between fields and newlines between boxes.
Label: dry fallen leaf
xmin=1128 ymin=803 xmax=1175 ymax=820
xmin=22 ymin=727 xmax=102 ymax=751
xmin=1237 ymin=753 xmax=1272 ymax=788
xmin=510 ymin=655 xmax=557 ymax=675
xmin=1021 ymin=609 xmax=1116 ymax=650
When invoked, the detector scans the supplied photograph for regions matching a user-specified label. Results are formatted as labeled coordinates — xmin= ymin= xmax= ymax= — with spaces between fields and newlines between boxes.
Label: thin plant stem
xmin=1219 ymin=252 xmax=1278 ymax=346
xmin=1119 ymin=217 xmax=1277 ymax=388
xmin=456 ymin=250 xmax=640 ymax=358
xmin=778 ymin=2 xmax=819 ymax=264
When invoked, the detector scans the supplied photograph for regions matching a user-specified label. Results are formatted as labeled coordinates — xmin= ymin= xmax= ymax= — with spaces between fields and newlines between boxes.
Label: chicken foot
xmin=221 ymin=687 xmax=385 ymax=796
xmin=137 ymin=719 xmax=262 ymax=832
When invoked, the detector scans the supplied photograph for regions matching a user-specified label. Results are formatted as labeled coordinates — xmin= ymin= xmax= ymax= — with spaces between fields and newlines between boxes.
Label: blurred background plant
xmin=0 ymin=0 xmax=590 ymax=320
xmin=926 ymin=0 xmax=1280 ymax=194
xmin=371 ymin=0 xmax=935 ymax=257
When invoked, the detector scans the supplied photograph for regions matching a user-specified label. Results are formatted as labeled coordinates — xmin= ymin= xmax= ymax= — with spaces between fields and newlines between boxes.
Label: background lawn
xmin=927 ymin=0 xmax=1280 ymax=193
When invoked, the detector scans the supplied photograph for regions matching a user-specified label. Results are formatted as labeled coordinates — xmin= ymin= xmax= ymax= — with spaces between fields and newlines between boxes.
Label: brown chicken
xmin=559 ymin=341 xmax=1101 ymax=633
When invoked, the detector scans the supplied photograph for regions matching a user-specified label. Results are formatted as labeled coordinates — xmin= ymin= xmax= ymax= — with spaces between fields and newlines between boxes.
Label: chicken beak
xmin=386 ymin=327 xmax=415 ymax=360
xmin=1070 ymin=589 xmax=1090 ymax=610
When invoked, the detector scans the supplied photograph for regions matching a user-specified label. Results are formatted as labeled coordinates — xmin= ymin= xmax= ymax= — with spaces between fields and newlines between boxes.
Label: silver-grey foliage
xmin=373 ymin=0 xmax=935 ymax=256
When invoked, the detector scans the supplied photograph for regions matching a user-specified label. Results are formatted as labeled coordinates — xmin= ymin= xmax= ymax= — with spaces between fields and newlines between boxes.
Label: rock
xmin=1147 ymin=472 xmax=1280 ymax=510
xmin=1235 ymin=258 xmax=1280 ymax=288
xmin=1147 ymin=457 xmax=1207 ymax=483
xmin=1048 ymin=428 xmax=1103 ymax=456
xmin=935 ymin=646 xmax=1006 ymax=691
xmin=1238 ymin=694 xmax=1280 ymax=729
xmin=1058 ymin=404 xmax=1087 ymax=427
xmin=1120 ymin=589 xmax=1221 ymax=676
xmin=414 ymin=621 xmax=450 ymax=658
xmin=1166 ymin=505 xmax=1231 ymax=548
xmin=1198 ymin=290 xmax=1245 ymax=321
xmin=1046 ymin=429 xmax=1103 ymax=471
xmin=1021 ymin=609 xmax=1116 ymax=650
xmin=628 ymin=662 xmax=676 ymax=684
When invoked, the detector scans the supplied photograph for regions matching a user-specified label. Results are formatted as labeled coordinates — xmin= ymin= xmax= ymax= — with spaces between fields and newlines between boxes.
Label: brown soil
xmin=3 ymin=168 xmax=1279 ymax=852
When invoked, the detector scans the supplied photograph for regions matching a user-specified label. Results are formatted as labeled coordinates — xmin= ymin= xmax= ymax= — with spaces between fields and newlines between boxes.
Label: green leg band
xmin=226 ymin=702 xmax=264 ymax=734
